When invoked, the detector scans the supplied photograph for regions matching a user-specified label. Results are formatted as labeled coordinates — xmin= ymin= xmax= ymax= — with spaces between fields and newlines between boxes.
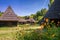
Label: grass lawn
xmin=0 ymin=25 xmax=60 ymax=40
xmin=0 ymin=32 xmax=17 ymax=40
xmin=0 ymin=27 xmax=17 ymax=30
xmin=0 ymin=25 xmax=40 ymax=40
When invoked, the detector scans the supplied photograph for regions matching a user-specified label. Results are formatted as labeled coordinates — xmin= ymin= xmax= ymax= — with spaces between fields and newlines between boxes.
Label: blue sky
xmin=0 ymin=0 xmax=49 ymax=16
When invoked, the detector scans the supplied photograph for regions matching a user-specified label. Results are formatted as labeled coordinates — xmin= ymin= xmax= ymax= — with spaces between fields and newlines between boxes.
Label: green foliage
xmin=24 ymin=16 xmax=30 ymax=19
xmin=0 ymin=11 xmax=3 ymax=16
xmin=36 ymin=8 xmax=47 ymax=16
xmin=38 ymin=16 xmax=43 ymax=21
xmin=0 ymin=12 xmax=2 ymax=16
xmin=29 ymin=8 xmax=47 ymax=21
xmin=17 ymin=26 xmax=60 ymax=40
xmin=48 ymin=0 xmax=54 ymax=8
xmin=24 ymin=8 xmax=47 ymax=21
xmin=29 ymin=14 xmax=35 ymax=18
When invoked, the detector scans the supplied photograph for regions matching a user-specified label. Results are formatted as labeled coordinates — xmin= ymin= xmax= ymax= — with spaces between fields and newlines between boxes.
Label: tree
xmin=35 ymin=8 xmax=47 ymax=21
xmin=0 ymin=11 xmax=3 ymax=16
xmin=24 ymin=16 xmax=30 ymax=19
xmin=48 ymin=0 xmax=54 ymax=8
xmin=36 ymin=8 xmax=47 ymax=16
xmin=29 ymin=14 xmax=35 ymax=18
xmin=38 ymin=16 xmax=43 ymax=21
xmin=40 ymin=8 xmax=47 ymax=16
xmin=28 ymin=8 xmax=47 ymax=21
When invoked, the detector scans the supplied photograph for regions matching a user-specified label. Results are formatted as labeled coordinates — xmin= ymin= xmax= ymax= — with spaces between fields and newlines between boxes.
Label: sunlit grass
xmin=0 ymin=24 xmax=60 ymax=40
xmin=0 ymin=32 xmax=17 ymax=40
xmin=0 ymin=25 xmax=40 ymax=40
xmin=0 ymin=27 xmax=17 ymax=30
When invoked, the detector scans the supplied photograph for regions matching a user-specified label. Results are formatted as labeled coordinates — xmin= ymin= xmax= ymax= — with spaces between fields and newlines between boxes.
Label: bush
xmin=16 ymin=25 xmax=60 ymax=40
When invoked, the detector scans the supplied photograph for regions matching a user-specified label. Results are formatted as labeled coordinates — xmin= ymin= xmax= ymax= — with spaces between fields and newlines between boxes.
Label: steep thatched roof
xmin=38 ymin=0 xmax=60 ymax=24
xmin=0 ymin=6 xmax=18 ymax=21
xmin=26 ymin=18 xmax=35 ymax=23
xmin=44 ymin=0 xmax=60 ymax=19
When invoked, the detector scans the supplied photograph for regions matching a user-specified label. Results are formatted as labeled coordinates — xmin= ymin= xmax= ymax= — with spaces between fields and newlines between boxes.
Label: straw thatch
xmin=26 ymin=18 xmax=35 ymax=23
xmin=0 ymin=6 xmax=36 ymax=26
xmin=39 ymin=0 xmax=60 ymax=24
xmin=18 ymin=17 xmax=26 ymax=23
xmin=0 ymin=6 xmax=18 ymax=26
xmin=0 ymin=6 xmax=18 ymax=21
xmin=44 ymin=0 xmax=60 ymax=19
xmin=39 ymin=0 xmax=60 ymax=26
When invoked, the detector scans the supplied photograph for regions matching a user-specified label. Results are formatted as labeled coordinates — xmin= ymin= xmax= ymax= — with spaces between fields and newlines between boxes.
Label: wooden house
xmin=0 ymin=6 xmax=36 ymax=27
xmin=39 ymin=0 xmax=60 ymax=26
xmin=26 ymin=18 xmax=35 ymax=24
xmin=0 ymin=6 xmax=18 ymax=27
xmin=18 ymin=17 xmax=27 ymax=24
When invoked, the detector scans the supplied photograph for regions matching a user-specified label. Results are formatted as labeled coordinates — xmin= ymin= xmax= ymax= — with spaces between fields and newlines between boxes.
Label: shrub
xmin=17 ymin=25 xmax=60 ymax=40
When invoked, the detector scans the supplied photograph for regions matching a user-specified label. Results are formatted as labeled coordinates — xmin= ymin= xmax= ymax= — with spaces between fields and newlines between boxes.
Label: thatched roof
xmin=26 ymin=18 xmax=35 ymax=23
xmin=44 ymin=0 xmax=60 ymax=19
xmin=18 ymin=17 xmax=26 ymax=22
xmin=0 ymin=6 xmax=18 ymax=21
xmin=38 ymin=0 xmax=60 ymax=24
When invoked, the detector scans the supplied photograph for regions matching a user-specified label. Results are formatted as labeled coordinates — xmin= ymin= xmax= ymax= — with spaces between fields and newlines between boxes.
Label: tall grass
xmin=17 ymin=23 xmax=60 ymax=40
xmin=0 ymin=24 xmax=60 ymax=40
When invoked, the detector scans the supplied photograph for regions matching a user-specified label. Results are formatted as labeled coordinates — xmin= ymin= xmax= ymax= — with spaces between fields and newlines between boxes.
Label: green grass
xmin=0 ymin=27 xmax=37 ymax=40
xmin=0 ymin=32 xmax=17 ymax=40
xmin=0 ymin=25 xmax=40 ymax=40
xmin=0 ymin=27 xmax=17 ymax=30
xmin=0 ymin=24 xmax=60 ymax=40
xmin=19 ymin=24 xmax=40 ymax=27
